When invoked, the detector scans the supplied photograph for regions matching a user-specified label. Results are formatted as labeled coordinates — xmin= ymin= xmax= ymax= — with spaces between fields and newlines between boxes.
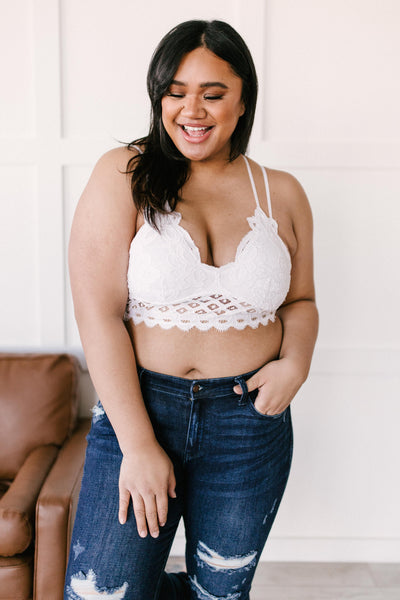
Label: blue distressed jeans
xmin=64 ymin=367 xmax=293 ymax=600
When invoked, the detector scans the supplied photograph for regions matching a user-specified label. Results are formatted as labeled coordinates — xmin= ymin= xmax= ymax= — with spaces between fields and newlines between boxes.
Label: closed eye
xmin=166 ymin=93 xmax=223 ymax=100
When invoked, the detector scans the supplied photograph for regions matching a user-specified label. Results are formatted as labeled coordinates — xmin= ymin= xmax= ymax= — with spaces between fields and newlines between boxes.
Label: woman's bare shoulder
xmin=92 ymin=145 xmax=139 ymax=181
xmin=72 ymin=146 xmax=139 ymax=249
xmin=100 ymin=144 xmax=141 ymax=163
xmin=80 ymin=146 xmax=139 ymax=210
xmin=265 ymin=167 xmax=312 ymax=222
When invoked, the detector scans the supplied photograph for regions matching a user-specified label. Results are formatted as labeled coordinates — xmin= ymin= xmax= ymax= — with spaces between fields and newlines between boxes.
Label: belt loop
xmin=234 ymin=376 xmax=248 ymax=406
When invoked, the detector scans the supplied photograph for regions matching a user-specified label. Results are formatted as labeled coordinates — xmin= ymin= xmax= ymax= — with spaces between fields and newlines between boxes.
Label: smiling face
xmin=161 ymin=47 xmax=245 ymax=163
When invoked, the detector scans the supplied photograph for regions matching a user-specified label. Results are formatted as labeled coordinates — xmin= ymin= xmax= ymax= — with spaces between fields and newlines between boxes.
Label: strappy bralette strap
xmin=261 ymin=165 xmax=273 ymax=219
xmin=242 ymin=155 xmax=260 ymax=208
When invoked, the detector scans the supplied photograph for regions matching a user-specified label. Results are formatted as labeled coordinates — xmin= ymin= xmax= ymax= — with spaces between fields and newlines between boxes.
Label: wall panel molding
xmin=32 ymin=0 xmax=65 ymax=344
xmin=0 ymin=0 xmax=35 ymax=138
xmin=2 ymin=0 xmax=400 ymax=563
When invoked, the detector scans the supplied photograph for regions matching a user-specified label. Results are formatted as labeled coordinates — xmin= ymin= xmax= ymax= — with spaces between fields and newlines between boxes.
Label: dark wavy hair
xmin=126 ymin=19 xmax=258 ymax=228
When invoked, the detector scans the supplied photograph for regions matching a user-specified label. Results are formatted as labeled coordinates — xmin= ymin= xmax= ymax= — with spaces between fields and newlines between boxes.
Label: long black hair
xmin=126 ymin=19 xmax=258 ymax=228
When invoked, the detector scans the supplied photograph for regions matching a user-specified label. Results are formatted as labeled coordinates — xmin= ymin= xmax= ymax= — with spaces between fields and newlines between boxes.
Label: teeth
xmin=182 ymin=125 xmax=210 ymax=136
xmin=183 ymin=126 xmax=208 ymax=132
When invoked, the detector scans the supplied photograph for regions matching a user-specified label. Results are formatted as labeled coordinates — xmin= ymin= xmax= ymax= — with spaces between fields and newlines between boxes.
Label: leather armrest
xmin=34 ymin=418 xmax=91 ymax=600
xmin=0 ymin=445 xmax=59 ymax=556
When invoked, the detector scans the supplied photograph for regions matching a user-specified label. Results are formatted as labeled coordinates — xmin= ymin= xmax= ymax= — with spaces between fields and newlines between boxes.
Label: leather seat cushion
xmin=0 ymin=552 xmax=33 ymax=600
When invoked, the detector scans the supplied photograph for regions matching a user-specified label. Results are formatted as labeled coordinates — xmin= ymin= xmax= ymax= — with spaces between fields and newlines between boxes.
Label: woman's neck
xmin=188 ymin=152 xmax=241 ymax=180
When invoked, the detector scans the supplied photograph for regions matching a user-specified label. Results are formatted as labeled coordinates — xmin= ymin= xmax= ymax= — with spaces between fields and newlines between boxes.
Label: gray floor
xmin=166 ymin=558 xmax=400 ymax=599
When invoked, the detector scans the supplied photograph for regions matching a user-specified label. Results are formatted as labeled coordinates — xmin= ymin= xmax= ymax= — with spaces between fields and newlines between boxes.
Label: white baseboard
xmin=170 ymin=533 xmax=400 ymax=563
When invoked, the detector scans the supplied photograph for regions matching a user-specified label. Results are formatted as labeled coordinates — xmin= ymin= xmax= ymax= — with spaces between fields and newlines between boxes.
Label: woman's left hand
xmin=233 ymin=357 xmax=304 ymax=416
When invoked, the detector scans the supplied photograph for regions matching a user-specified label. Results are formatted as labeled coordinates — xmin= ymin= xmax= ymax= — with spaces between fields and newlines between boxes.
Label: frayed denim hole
xmin=195 ymin=541 xmax=257 ymax=574
xmin=91 ymin=401 xmax=105 ymax=424
xmin=189 ymin=574 xmax=243 ymax=599
xmin=68 ymin=569 xmax=129 ymax=598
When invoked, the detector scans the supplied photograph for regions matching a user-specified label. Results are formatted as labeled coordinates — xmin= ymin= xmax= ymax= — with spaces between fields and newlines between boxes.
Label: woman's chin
xmin=176 ymin=140 xmax=231 ymax=163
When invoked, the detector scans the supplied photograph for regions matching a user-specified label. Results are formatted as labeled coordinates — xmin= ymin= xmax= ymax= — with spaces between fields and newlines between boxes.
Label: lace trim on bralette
xmin=124 ymin=293 xmax=276 ymax=332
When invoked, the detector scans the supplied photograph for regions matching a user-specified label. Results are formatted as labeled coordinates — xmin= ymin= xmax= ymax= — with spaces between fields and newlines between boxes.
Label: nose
xmin=180 ymin=95 xmax=207 ymax=119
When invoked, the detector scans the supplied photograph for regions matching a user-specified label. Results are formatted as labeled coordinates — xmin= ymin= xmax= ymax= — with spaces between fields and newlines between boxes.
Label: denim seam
xmin=140 ymin=382 xmax=188 ymax=397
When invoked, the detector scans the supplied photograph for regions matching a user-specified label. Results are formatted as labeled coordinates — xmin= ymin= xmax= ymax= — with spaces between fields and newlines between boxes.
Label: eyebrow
xmin=170 ymin=79 xmax=229 ymax=89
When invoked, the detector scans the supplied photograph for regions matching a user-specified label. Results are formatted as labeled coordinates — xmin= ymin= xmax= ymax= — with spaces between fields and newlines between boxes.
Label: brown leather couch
xmin=0 ymin=353 xmax=91 ymax=600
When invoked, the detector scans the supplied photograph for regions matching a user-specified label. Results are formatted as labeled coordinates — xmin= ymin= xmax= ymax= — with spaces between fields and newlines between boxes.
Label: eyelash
xmin=167 ymin=93 xmax=223 ymax=101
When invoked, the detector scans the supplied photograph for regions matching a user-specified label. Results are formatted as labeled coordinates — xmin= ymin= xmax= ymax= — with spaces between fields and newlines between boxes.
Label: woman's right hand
xmin=118 ymin=441 xmax=176 ymax=538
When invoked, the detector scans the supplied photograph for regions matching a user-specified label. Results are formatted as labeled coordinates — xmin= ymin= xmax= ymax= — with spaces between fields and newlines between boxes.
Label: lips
xmin=179 ymin=124 xmax=214 ymax=143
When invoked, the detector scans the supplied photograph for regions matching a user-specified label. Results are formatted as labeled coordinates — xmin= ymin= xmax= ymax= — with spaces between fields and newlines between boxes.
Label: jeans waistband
xmin=137 ymin=366 xmax=259 ymax=400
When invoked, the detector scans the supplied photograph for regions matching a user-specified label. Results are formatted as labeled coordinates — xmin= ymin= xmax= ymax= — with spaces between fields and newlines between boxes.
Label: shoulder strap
xmin=261 ymin=166 xmax=272 ymax=218
xmin=131 ymin=144 xmax=143 ymax=154
xmin=242 ymin=155 xmax=260 ymax=208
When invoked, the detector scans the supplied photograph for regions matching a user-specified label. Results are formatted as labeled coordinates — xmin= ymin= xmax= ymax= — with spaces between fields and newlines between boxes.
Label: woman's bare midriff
xmin=125 ymin=317 xmax=283 ymax=379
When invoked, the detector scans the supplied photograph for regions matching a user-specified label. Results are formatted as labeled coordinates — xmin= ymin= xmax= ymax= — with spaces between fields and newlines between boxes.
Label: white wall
xmin=1 ymin=0 xmax=399 ymax=562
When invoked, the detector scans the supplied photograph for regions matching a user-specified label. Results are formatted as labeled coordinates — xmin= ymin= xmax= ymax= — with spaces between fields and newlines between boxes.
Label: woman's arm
xmin=69 ymin=148 xmax=175 ymax=538
xmin=234 ymin=172 xmax=319 ymax=414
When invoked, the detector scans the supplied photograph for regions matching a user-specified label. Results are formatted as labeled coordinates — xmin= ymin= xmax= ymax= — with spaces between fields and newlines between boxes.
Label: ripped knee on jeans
xmin=65 ymin=570 xmax=128 ymax=599
xmin=195 ymin=541 xmax=257 ymax=573
xmin=189 ymin=574 xmax=243 ymax=600
xmin=189 ymin=541 xmax=257 ymax=598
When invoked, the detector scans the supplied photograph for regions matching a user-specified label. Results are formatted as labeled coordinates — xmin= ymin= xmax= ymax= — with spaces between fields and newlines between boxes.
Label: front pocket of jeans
xmin=247 ymin=390 xmax=286 ymax=420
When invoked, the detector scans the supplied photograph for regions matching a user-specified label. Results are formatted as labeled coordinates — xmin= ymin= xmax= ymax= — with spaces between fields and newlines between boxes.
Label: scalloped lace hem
xmin=124 ymin=310 xmax=276 ymax=332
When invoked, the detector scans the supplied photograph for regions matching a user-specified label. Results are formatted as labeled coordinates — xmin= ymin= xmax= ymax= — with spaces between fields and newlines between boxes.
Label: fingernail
xmin=151 ymin=530 xmax=159 ymax=538
xmin=160 ymin=521 xmax=166 ymax=527
xmin=119 ymin=517 xmax=125 ymax=525
xmin=139 ymin=530 xmax=147 ymax=538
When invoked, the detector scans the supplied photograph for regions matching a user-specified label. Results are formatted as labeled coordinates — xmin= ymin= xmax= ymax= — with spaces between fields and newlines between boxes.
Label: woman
xmin=65 ymin=19 xmax=318 ymax=600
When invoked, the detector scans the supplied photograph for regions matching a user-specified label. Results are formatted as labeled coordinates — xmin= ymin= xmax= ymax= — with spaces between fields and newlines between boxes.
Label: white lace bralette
xmin=124 ymin=154 xmax=291 ymax=331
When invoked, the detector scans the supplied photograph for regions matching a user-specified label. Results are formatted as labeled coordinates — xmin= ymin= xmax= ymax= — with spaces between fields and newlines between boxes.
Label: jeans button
xmin=192 ymin=383 xmax=201 ymax=393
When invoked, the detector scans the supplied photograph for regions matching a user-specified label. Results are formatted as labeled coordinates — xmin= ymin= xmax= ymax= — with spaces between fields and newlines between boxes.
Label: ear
xmin=239 ymin=100 xmax=245 ymax=117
